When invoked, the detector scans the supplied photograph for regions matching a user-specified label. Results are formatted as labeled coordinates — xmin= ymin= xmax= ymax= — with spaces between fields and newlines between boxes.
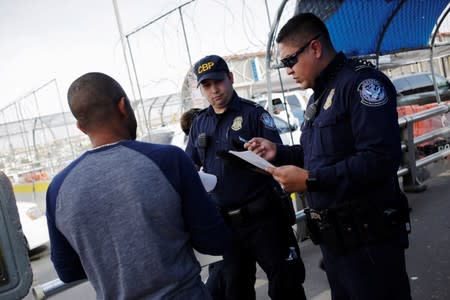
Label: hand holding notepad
xmin=227 ymin=150 xmax=274 ymax=171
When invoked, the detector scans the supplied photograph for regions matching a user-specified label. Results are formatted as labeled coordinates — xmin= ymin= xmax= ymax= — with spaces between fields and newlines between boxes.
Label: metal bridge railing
xmin=398 ymin=103 xmax=450 ymax=192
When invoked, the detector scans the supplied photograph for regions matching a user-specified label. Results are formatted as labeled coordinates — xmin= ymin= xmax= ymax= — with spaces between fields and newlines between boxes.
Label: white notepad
xmin=228 ymin=150 xmax=275 ymax=170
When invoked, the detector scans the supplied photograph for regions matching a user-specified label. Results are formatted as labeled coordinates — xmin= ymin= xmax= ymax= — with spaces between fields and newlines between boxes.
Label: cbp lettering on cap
xmin=194 ymin=55 xmax=230 ymax=86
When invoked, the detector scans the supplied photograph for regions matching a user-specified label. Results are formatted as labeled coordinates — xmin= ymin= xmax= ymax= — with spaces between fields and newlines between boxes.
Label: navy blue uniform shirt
xmin=186 ymin=92 xmax=282 ymax=208
xmin=275 ymin=52 xmax=402 ymax=211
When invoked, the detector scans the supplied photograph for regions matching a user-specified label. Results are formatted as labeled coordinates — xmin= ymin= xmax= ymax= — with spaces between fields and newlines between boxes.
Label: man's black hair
xmin=180 ymin=108 xmax=201 ymax=136
xmin=276 ymin=13 xmax=331 ymax=45
xmin=68 ymin=72 xmax=127 ymax=127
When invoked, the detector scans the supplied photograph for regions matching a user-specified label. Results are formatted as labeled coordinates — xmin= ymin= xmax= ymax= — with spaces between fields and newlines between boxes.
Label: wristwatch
xmin=305 ymin=173 xmax=319 ymax=191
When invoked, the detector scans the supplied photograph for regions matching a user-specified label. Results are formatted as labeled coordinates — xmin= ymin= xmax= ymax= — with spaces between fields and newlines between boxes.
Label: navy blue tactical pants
xmin=205 ymin=261 xmax=225 ymax=300
xmin=222 ymin=210 xmax=306 ymax=300
xmin=321 ymin=241 xmax=411 ymax=300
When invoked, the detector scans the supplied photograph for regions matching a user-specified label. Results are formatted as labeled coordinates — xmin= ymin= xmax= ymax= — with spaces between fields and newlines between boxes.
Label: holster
xmin=305 ymin=201 xmax=411 ymax=255
xmin=271 ymin=185 xmax=296 ymax=226
xmin=221 ymin=185 xmax=296 ymax=227
xmin=221 ymin=189 xmax=273 ymax=226
xmin=305 ymin=208 xmax=342 ymax=252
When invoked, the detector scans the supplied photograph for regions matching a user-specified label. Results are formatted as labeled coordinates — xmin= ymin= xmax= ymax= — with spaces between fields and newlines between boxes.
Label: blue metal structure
xmin=265 ymin=0 xmax=450 ymax=113
xmin=294 ymin=0 xmax=450 ymax=57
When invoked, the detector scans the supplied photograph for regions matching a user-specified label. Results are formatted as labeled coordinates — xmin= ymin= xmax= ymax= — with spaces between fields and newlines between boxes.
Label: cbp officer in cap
xmin=247 ymin=13 xmax=412 ymax=300
xmin=185 ymin=54 xmax=306 ymax=300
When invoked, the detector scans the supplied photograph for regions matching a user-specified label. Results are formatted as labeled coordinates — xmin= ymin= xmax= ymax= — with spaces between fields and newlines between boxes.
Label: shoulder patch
xmin=260 ymin=112 xmax=276 ymax=129
xmin=358 ymin=78 xmax=388 ymax=107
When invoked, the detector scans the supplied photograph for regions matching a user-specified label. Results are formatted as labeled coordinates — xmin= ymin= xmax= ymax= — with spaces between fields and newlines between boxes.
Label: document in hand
xmin=198 ymin=171 xmax=217 ymax=192
xmin=227 ymin=150 xmax=275 ymax=171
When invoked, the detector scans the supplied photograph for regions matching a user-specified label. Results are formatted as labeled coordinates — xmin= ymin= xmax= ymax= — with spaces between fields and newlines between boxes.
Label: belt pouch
xmin=353 ymin=206 xmax=393 ymax=244
xmin=333 ymin=207 xmax=362 ymax=251
xmin=319 ymin=209 xmax=347 ymax=255
xmin=305 ymin=208 xmax=322 ymax=244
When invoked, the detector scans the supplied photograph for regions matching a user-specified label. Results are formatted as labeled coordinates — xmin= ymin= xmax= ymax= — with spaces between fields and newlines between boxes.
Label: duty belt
xmin=222 ymin=191 xmax=273 ymax=220
xmin=221 ymin=185 xmax=296 ymax=226
xmin=304 ymin=205 xmax=410 ymax=255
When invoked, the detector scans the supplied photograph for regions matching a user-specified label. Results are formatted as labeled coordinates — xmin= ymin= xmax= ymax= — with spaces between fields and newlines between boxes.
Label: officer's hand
xmin=245 ymin=137 xmax=276 ymax=161
xmin=266 ymin=165 xmax=308 ymax=193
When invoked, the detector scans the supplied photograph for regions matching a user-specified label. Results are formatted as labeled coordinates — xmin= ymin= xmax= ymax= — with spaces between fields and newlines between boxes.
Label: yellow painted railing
xmin=13 ymin=181 xmax=50 ymax=193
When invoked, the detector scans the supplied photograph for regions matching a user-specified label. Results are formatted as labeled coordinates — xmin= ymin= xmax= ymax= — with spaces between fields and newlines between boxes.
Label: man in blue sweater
xmin=46 ymin=72 xmax=229 ymax=300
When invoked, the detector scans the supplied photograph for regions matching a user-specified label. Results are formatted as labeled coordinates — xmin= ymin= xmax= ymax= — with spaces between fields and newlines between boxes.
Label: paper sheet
xmin=228 ymin=150 xmax=275 ymax=170
xmin=198 ymin=171 xmax=217 ymax=192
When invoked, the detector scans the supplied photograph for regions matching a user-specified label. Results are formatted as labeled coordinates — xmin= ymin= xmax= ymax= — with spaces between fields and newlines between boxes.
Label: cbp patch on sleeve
xmin=260 ymin=112 xmax=276 ymax=129
xmin=358 ymin=79 xmax=388 ymax=107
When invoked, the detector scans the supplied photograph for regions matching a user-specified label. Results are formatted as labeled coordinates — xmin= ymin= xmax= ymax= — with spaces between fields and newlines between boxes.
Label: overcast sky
xmin=0 ymin=1 xmax=183 ymax=109
xmin=0 ymin=0 xmax=285 ymax=116
xmin=1 ymin=1 xmax=449 ymax=117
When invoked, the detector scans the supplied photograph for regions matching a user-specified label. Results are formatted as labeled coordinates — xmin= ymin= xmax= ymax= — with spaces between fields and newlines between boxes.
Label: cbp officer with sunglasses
xmin=247 ymin=13 xmax=411 ymax=300
xmin=186 ymin=55 xmax=306 ymax=300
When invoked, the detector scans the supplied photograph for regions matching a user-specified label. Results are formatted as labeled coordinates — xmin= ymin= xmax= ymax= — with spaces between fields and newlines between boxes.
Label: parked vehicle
xmin=253 ymin=91 xmax=309 ymax=145
xmin=17 ymin=201 xmax=49 ymax=251
xmin=254 ymin=91 xmax=309 ymax=127
xmin=391 ymin=72 xmax=450 ymax=106
xmin=272 ymin=115 xmax=301 ymax=145
xmin=393 ymin=72 xmax=450 ymax=158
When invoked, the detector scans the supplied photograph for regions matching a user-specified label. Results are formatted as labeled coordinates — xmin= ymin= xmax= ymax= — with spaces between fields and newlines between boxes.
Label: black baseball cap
xmin=194 ymin=55 xmax=230 ymax=86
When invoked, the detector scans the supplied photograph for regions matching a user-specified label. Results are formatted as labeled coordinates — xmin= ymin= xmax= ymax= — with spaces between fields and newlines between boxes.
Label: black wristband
xmin=306 ymin=174 xmax=319 ymax=191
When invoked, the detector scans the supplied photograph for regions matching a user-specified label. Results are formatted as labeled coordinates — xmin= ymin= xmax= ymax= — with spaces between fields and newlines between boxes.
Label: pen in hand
xmin=238 ymin=136 xmax=248 ymax=143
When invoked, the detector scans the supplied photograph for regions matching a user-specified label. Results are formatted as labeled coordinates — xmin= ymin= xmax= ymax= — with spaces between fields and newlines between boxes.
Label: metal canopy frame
xmin=265 ymin=0 xmax=450 ymax=111
xmin=375 ymin=0 xmax=407 ymax=68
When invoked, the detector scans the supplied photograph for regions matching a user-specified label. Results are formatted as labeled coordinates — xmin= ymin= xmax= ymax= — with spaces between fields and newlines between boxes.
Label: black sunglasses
xmin=280 ymin=34 xmax=321 ymax=68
